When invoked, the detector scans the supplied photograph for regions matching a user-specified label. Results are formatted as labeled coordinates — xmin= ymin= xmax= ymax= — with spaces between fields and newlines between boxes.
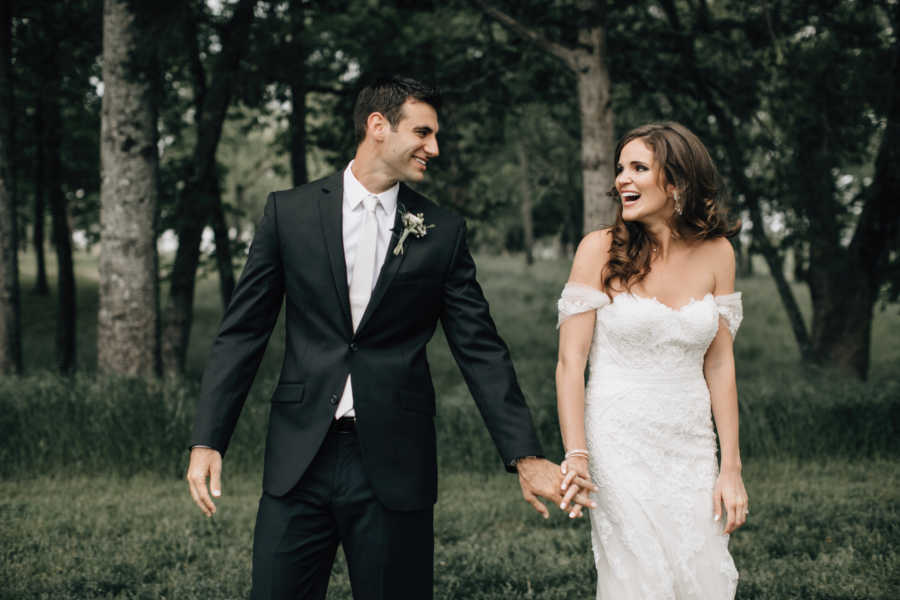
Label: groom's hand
xmin=186 ymin=447 xmax=223 ymax=517
xmin=516 ymin=457 xmax=597 ymax=519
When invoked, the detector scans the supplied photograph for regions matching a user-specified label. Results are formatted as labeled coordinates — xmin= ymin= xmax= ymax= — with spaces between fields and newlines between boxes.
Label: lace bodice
xmin=558 ymin=283 xmax=741 ymax=371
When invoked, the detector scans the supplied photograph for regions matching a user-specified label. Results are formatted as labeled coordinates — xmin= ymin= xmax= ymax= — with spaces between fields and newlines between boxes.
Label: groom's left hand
xmin=516 ymin=457 xmax=597 ymax=519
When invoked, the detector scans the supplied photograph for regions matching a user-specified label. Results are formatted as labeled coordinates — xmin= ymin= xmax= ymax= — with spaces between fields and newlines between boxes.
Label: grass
xmin=1 ymin=460 xmax=897 ymax=599
xmin=2 ymin=249 xmax=899 ymax=598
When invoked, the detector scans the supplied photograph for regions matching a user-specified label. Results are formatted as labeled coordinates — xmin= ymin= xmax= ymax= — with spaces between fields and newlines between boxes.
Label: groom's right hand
xmin=516 ymin=457 xmax=597 ymax=519
xmin=186 ymin=447 xmax=223 ymax=517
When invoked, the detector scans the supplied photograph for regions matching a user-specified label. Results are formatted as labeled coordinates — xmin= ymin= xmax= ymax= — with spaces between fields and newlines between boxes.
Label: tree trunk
xmin=32 ymin=102 xmax=49 ymax=295
xmin=209 ymin=176 xmax=235 ymax=308
xmin=515 ymin=142 xmax=534 ymax=265
xmin=288 ymin=2 xmax=307 ymax=188
xmin=41 ymin=32 xmax=76 ymax=374
xmin=474 ymin=0 xmax=616 ymax=235
xmin=0 ymin=0 xmax=22 ymax=375
xmin=97 ymin=0 xmax=160 ymax=377
xmin=161 ymin=0 xmax=256 ymax=376
xmin=806 ymin=8 xmax=900 ymax=378
xmin=289 ymin=80 xmax=308 ymax=187
xmin=575 ymin=23 xmax=616 ymax=233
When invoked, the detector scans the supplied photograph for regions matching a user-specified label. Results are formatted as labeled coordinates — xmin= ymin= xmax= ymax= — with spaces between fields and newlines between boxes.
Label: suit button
xmin=329 ymin=394 xmax=339 ymax=405
xmin=349 ymin=343 xmax=358 ymax=351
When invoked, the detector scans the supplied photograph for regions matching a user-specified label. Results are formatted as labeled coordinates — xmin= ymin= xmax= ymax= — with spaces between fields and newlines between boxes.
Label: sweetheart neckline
xmin=613 ymin=292 xmax=715 ymax=313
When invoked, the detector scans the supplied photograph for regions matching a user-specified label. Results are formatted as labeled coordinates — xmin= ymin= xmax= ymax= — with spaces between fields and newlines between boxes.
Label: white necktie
xmin=349 ymin=195 xmax=379 ymax=331
xmin=336 ymin=195 xmax=379 ymax=419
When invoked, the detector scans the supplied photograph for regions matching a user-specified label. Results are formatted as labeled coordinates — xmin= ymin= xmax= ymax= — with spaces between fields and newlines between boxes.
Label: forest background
xmin=0 ymin=1 xmax=898 ymax=598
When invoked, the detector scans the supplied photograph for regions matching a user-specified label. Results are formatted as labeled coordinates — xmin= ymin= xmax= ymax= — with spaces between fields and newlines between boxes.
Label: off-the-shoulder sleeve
xmin=714 ymin=292 xmax=743 ymax=339
xmin=557 ymin=283 xmax=610 ymax=328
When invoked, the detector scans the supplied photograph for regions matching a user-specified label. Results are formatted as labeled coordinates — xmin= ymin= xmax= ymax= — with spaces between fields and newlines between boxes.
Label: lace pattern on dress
xmin=557 ymin=282 xmax=610 ymax=328
xmin=714 ymin=292 xmax=743 ymax=339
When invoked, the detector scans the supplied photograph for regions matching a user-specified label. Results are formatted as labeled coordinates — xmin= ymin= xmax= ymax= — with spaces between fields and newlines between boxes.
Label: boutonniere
xmin=392 ymin=206 xmax=435 ymax=255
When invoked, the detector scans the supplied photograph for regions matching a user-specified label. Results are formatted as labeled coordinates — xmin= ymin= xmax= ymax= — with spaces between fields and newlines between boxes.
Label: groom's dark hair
xmin=353 ymin=75 xmax=441 ymax=144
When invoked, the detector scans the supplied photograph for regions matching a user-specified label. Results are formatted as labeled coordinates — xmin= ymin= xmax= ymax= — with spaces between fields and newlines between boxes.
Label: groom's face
xmin=379 ymin=98 xmax=440 ymax=183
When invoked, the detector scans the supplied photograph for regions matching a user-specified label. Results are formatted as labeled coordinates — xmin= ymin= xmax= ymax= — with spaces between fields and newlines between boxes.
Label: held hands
xmin=186 ymin=447 xmax=223 ymax=517
xmin=714 ymin=467 xmax=749 ymax=534
xmin=516 ymin=457 xmax=598 ymax=519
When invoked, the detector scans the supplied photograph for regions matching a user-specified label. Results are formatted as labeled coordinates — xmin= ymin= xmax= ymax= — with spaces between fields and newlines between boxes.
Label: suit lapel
xmin=317 ymin=172 xmax=353 ymax=333
xmin=355 ymin=183 xmax=418 ymax=334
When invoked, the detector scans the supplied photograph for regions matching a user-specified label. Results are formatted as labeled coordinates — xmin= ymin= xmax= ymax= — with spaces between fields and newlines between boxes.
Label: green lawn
xmin=2 ymin=250 xmax=899 ymax=598
xmin=2 ymin=459 xmax=897 ymax=599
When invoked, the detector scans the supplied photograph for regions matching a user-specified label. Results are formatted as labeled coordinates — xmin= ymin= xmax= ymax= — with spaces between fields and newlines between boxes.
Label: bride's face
xmin=615 ymin=139 xmax=675 ymax=225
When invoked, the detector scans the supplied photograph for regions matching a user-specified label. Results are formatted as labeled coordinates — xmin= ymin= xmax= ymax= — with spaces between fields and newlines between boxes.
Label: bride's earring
xmin=673 ymin=191 xmax=683 ymax=216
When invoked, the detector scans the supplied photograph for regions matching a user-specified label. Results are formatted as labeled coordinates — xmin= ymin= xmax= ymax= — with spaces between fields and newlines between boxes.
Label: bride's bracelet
xmin=564 ymin=449 xmax=589 ymax=459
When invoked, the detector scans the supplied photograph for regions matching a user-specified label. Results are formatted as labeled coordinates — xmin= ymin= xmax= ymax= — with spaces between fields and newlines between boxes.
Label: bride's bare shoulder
xmin=695 ymin=236 xmax=736 ymax=293
xmin=569 ymin=228 xmax=614 ymax=289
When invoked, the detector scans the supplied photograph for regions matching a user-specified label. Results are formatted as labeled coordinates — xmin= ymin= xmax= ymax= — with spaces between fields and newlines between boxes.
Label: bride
xmin=555 ymin=122 xmax=749 ymax=598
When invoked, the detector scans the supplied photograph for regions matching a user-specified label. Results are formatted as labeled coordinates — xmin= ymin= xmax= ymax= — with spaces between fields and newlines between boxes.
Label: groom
xmin=186 ymin=76 xmax=594 ymax=599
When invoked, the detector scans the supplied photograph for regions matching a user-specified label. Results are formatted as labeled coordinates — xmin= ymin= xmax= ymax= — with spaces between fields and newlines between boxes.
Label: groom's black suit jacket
xmin=191 ymin=172 xmax=543 ymax=511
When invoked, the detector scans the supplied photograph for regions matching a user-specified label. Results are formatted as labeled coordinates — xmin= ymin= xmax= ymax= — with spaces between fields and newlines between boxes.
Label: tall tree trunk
xmin=574 ymin=17 xmax=616 ymax=232
xmin=806 ymin=9 xmax=900 ymax=378
xmin=289 ymin=80 xmax=308 ymax=187
xmin=42 ymin=33 xmax=76 ymax=375
xmin=97 ymin=0 xmax=160 ymax=377
xmin=475 ymin=0 xmax=616 ymax=235
xmin=209 ymin=176 xmax=235 ymax=308
xmin=288 ymin=2 xmax=307 ymax=187
xmin=515 ymin=142 xmax=534 ymax=265
xmin=32 ymin=98 xmax=49 ymax=295
xmin=161 ymin=0 xmax=256 ymax=376
xmin=0 ymin=0 xmax=22 ymax=375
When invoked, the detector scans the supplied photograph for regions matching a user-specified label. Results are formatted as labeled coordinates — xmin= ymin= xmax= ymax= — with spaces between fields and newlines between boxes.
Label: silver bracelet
xmin=564 ymin=449 xmax=589 ymax=459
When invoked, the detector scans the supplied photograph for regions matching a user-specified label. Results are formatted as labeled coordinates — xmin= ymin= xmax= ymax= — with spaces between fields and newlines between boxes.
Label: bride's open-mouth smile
xmin=621 ymin=191 xmax=641 ymax=206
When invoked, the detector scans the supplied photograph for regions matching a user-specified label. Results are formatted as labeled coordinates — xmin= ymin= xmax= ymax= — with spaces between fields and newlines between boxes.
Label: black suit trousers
xmin=250 ymin=426 xmax=434 ymax=600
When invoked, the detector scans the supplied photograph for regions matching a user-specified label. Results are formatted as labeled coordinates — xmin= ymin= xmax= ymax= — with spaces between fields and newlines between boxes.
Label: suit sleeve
xmin=189 ymin=192 xmax=285 ymax=456
xmin=439 ymin=220 xmax=543 ymax=471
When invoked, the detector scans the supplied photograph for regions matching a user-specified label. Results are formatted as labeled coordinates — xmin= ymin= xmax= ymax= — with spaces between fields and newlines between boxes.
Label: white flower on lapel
xmin=393 ymin=207 xmax=435 ymax=256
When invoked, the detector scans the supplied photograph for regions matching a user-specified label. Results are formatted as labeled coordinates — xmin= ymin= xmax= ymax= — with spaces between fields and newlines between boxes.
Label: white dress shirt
xmin=337 ymin=162 xmax=399 ymax=418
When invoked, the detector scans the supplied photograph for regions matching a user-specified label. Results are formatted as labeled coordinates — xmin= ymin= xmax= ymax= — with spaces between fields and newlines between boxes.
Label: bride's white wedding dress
xmin=558 ymin=283 xmax=742 ymax=599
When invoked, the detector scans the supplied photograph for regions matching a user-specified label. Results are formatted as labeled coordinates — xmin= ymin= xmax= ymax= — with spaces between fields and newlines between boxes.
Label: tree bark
xmin=515 ymin=141 xmax=534 ymax=265
xmin=574 ymin=9 xmax=616 ymax=232
xmin=806 ymin=6 xmax=900 ymax=378
xmin=32 ymin=101 xmax=49 ymax=295
xmin=475 ymin=0 xmax=616 ymax=234
xmin=97 ymin=0 xmax=160 ymax=377
xmin=40 ymin=21 xmax=76 ymax=374
xmin=209 ymin=175 xmax=235 ymax=308
xmin=0 ymin=0 xmax=22 ymax=375
xmin=161 ymin=0 xmax=256 ymax=376
xmin=288 ymin=2 xmax=308 ymax=188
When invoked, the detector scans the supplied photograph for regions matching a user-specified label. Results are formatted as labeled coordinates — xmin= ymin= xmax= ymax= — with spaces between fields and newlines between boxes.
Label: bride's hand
xmin=560 ymin=455 xmax=593 ymax=518
xmin=714 ymin=468 xmax=748 ymax=534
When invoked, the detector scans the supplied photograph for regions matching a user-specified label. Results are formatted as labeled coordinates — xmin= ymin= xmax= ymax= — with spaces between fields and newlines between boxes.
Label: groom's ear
xmin=366 ymin=112 xmax=389 ymax=141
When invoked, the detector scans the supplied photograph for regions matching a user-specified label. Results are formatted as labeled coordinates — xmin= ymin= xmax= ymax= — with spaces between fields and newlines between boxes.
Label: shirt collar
xmin=343 ymin=161 xmax=399 ymax=214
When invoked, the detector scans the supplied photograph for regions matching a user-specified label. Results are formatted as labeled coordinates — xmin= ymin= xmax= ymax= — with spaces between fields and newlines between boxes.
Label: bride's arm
xmin=556 ymin=231 xmax=609 ymax=515
xmin=704 ymin=239 xmax=748 ymax=534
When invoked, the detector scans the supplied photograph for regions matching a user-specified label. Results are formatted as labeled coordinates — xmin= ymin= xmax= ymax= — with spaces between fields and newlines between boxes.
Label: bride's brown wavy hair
xmin=602 ymin=122 xmax=740 ymax=292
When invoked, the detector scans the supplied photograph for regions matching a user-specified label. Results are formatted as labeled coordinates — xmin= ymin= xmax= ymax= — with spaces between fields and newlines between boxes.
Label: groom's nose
xmin=424 ymin=136 xmax=439 ymax=158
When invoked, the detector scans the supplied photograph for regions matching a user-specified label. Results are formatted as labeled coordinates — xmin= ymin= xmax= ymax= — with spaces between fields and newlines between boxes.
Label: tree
xmin=97 ymin=0 xmax=160 ymax=376
xmin=648 ymin=0 xmax=900 ymax=378
xmin=475 ymin=0 xmax=617 ymax=233
xmin=0 ymin=0 xmax=22 ymax=375
xmin=160 ymin=0 xmax=257 ymax=376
